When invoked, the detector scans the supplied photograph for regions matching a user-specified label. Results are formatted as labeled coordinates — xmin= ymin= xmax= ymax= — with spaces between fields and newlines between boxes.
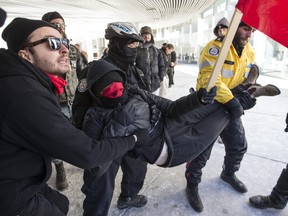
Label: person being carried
xmin=82 ymin=59 xmax=230 ymax=170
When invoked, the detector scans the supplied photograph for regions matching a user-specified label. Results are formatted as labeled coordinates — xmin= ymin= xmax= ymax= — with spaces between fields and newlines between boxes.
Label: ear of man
xmin=18 ymin=49 xmax=33 ymax=63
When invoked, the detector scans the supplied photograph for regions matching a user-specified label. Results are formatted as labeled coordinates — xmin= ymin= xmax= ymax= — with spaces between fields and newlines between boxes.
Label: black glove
xmin=224 ymin=97 xmax=244 ymax=122
xmin=285 ymin=113 xmax=288 ymax=132
xmin=231 ymin=84 xmax=246 ymax=96
xmin=237 ymin=90 xmax=256 ymax=110
xmin=149 ymin=105 xmax=161 ymax=128
xmin=196 ymin=86 xmax=217 ymax=105
xmin=131 ymin=128 xmax=150 ymax=158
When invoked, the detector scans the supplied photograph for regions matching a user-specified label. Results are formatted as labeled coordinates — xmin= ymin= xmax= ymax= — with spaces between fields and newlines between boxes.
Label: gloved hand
xmin=131 ymin=128 xmax=150 ymax=158
xmin=285 ymin=112 xmax=288 ymax=132
xmin=237 ymin=91 xmax=256 ymax=110
xmin=196 ymin=86 xmax=217 ymax=105
xmin=150 ymin=105 xmax=161 ymax=128
xmin=224 ymin=97 xmax=244 ymax=122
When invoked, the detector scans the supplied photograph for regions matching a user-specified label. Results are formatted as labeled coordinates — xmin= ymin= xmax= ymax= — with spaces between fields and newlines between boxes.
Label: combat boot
xmin=248 ymin=84 xmax=281 ymax=98
xmin=242 ymin=64 xmax=260 ymax=86
xmin=55 ymin=161 xmax=68 ymax=191
xmin=220 ymin=171 xmax=247 ymax=193
xmin=117 ymin=194 xmax=147 ymax=209
xmin=249 ymin=195 xmax=286 ymax=209
xmin=186 ymin=185 xmax=204 ymax=212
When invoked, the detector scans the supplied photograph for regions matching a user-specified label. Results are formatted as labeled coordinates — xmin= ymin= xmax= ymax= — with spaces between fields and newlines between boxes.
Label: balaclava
xmin=91 ymin=71 xmax=128 ymax=108
xmin=108 ymin=37 xmax=138 ymax=71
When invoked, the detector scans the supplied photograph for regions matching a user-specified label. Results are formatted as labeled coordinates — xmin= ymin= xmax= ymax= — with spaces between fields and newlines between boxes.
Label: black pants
xmin=82 ymin=154 xmax=147 ymax=216
xmin=17 ymin=184 xmax=69 ymax=216
xmin=165 ymin=102 xmax=230 ymax=167
xmin=167 ymin=67 xmax=174 ymax=86
xmin=185 ymin=108 xmax=247 ymax=184
xmin=271 ymin=164 xmax=288 ymax=205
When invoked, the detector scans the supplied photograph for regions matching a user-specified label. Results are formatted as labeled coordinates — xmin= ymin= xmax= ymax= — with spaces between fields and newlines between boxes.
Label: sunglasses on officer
xmin=24 ymin=37 xmax=70 ymax=50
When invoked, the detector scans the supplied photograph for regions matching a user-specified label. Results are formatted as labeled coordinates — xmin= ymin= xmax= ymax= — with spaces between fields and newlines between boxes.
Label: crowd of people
xmin=0 ymin=8 xmax=287 ymax=216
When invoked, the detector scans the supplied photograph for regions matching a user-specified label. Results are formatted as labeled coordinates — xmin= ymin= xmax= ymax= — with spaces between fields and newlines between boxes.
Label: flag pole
xmin=206 ymin=8 xmax=243 ymax=91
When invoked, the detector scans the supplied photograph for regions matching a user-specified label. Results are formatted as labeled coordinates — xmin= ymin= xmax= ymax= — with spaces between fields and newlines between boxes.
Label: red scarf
xmin=102 ymin=82 xmax=124 ymax=98
xmin=46 ymin=73 xmax=67 ymax=95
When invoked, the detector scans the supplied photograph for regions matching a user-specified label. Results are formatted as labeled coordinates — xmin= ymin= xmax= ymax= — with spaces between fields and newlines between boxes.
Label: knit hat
xmin=140 ymin=26 xmax=152 ymax=35
xmin=2 ymin=17 xmax=55 ymax=53
xmin=92 ymin=71 xmax=124 ymax=97
xmin=42 ymin=11 xmax=64 ymax=22
xmin=213 ymin=18 xmax=229 ymax=37
xmin=0 ymin=7 xmax=6 ymax=27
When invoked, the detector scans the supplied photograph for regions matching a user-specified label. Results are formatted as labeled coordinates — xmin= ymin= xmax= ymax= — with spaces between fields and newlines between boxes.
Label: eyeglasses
xmin=24 ymin=37 xmax=70 ymax=50
xmin=51 ymin=22 xmax=66 ymax=29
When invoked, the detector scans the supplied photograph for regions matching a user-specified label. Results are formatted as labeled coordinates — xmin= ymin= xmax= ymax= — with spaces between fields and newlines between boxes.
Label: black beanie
xmin=2 ymin=18 xmax=55 ymax=53
xmin=42 ymin=11 xmax=64 ymax=22
xmin=0 ymin=7 xmax=6 ymax=27
xmin=92 ymin=71 xmax=124 ymax=97
xmin=238 ymin=21 xmax=250 ymax=28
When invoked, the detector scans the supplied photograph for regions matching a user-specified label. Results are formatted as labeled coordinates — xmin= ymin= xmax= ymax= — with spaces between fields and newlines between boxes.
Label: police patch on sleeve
xmin=77 ymin=78 xmax=88 ymax=93
xmin=208 ymin=47 xmax=219 ymax=56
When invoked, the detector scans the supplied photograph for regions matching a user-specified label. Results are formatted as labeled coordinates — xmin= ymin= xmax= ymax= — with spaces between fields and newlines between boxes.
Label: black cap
xmin=238 ymin=21 xmax=250 ymax=28
xmin=42 ymin=11 xmax=64 ymax=22
xmin=2 ymin=17 xmax=55 ymax=53
xmin=91 ymin=71 xmax=124 ymax=97
xmin=0 ymin=8 xmax=6 ymax=27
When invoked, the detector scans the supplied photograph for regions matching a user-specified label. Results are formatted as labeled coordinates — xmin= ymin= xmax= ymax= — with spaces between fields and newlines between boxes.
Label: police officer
xmin=213 ymin=17 xmax=229 ymax=37
xmin=72 ymin=22 xmax=149 ymax=216
xmin=185 ymin=21 xmax=256 ymax=212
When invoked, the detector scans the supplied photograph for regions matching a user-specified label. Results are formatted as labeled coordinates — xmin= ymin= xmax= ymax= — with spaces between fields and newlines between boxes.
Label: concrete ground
xmin=48 ymin=64 xmax=288 ymax=216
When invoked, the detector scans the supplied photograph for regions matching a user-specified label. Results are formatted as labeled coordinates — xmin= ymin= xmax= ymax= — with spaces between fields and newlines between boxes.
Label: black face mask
xmin=100 ymin=89 xmax=128 ymax=109
xmin=122 ymin=46 xmax=137 ymax=64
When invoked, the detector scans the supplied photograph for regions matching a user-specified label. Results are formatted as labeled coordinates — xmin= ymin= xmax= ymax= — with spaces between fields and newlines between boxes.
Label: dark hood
xmin=0 ymin=48 xmax=53 ymax=91
xmin=87 ymin=59 xmax=127 ymax=103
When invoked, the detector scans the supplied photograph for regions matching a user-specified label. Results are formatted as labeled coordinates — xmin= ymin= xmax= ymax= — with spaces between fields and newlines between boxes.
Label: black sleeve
xmin=4 ymin=91 xmax=135 ymax=170
xmin=72 ymin=67 xmax=93 ymax=129
xmin=128 ymin=85 xmax=202 ymax=117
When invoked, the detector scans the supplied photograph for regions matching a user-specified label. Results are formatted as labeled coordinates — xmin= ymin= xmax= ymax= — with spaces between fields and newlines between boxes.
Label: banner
xmin=236 ymin=0 xmax=288 ymax=48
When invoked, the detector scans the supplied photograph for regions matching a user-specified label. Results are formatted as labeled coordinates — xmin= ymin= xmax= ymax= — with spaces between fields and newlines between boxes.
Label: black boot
xmin=55 ymin=161 xmax=68 ymax=191
xmin=249 ymin=195 xmax=286 ymax=209
xmin=220 ymin=171 xmax=247 ymax=193
xmin=117 ymin=194 xmax=147 ymax=209
xmin=270 ymin=166 xmax=288 ymax=206
xmin=186 ymin=185 xmax=204 ymax=212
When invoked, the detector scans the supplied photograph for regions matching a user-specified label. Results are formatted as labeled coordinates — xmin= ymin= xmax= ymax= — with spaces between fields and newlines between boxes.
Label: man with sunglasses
xmin=42 ymin=11 xmax=87 ymax=191
xmin=0 ymin=17 xmax=148 ymax=216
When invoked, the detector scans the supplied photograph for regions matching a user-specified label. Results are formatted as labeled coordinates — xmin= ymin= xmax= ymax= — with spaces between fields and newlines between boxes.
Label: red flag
xmin=236 ymin=0 xmax=288 ymax=48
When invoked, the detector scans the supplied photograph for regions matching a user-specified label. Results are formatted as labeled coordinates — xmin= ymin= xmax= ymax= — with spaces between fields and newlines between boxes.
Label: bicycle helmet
xmin=105 ymin=22 xmax=144 ymax=43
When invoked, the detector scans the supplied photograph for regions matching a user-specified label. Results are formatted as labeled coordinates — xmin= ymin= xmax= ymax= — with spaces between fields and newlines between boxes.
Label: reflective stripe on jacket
xmin=196 ymin=38 xmax=255 ymax=104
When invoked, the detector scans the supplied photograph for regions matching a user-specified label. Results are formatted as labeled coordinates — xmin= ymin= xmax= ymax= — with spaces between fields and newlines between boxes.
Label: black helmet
xmin=105 ymin=22 xmax=144 ymax=43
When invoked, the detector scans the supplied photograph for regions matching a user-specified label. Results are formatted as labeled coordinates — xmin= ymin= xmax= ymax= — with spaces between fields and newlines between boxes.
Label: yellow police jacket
xmin=196 ymin=37 xmax=255 ymax=104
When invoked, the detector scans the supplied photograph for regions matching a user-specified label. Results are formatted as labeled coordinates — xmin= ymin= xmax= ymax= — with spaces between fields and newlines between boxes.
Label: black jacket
xmin=83 ymin=60 xmax=204 ymax=166
xmin=136 ymin=43 xmax=165 ymax=92
xmin=0 ymin=49 xmax=135 ymax=215
xmin=72 ymin=56 xmax=146 ymax=129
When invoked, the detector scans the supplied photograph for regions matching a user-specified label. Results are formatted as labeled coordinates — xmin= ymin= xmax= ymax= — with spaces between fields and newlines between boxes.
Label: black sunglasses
xmin=24 ymin=37 xmax=70 ymax=50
